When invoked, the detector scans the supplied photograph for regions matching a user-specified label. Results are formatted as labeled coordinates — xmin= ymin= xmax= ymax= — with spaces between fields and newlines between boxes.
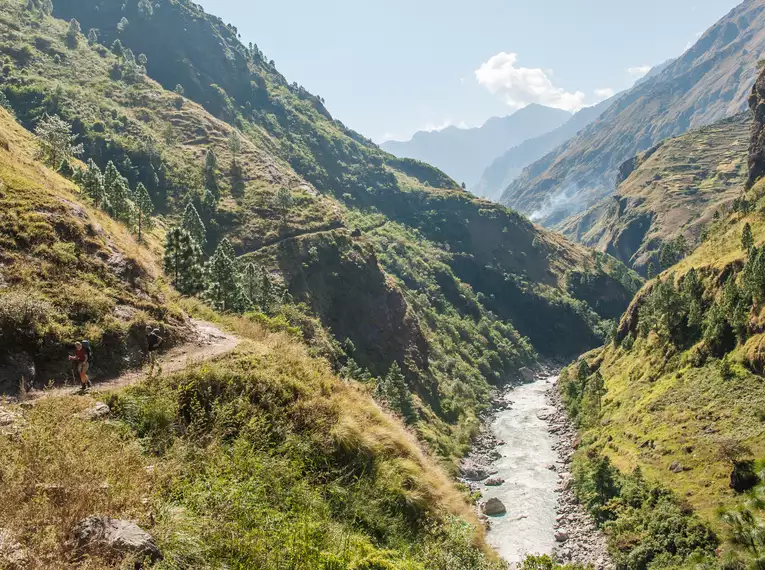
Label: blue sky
xmin=199 ymin=0 xmax=741 ymax=143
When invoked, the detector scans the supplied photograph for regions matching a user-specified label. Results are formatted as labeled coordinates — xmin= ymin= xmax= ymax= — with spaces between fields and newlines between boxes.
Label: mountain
xmin=474 ymin=97 xmax=616 ymax=202
xmin=0 ymin=0 xmax=637 ymax=468
xmin=558 ymin=65 xmax=765 ymax=569
xmin=381 ymin=104 xmax=571 ymax=188
xmin=500 ymin=0 xmax=765 ymax=226
xmin=557 ymin=112 xmax=751 ymax=274
xmin=0 ymin=105 xmax=501 ymax=569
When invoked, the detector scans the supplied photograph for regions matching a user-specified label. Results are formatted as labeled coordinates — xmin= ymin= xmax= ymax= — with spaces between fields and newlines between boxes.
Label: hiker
xmin=68 ymin=341 xmax=90 ymax=392
xmin=146 ymin=326 xmax=164 ymax=374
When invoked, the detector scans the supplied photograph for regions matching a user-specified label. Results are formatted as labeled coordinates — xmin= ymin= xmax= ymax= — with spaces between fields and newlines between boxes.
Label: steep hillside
xmin=0 ymin=106 xmax=190 ymax=391
xmin=382 ymin=104 xmax=571 ymax=188
xmin=0 ymin=0 xmax=638 ymax=461
xmin=475 ymin=98 xmax=615 ymax=202
xmin=501 ymin=0 xmax=765 ymax=226
xmin=557 ymin=68 xmax=765 ymax=568
xmin=559 ymin=112 xmax=751 ymax=274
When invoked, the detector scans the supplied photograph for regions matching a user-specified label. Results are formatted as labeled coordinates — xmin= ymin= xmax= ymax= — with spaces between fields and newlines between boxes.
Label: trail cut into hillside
xmin=27 ymin=319 xmax=239 ymax=400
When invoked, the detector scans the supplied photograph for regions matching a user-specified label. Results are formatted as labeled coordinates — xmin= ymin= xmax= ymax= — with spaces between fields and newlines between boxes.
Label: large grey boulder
xmin=482 ymin=497 xmax=507 ymax=516
xmin=460 ymin=460 xmax=490 ymax=481
xmin=71 ymin=516 xmax=161 ymax=565
xmin=519 ymin=367 xmax=535 ymax=382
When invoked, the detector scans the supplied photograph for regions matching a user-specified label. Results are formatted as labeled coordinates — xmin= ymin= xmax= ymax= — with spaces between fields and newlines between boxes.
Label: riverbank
xmin=460 ymin=370 xmax=612 ymax=568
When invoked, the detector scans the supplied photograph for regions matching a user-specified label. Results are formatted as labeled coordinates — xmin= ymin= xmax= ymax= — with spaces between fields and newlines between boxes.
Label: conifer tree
xmin=164 ymin=227 xmax=204 ymax=295
xmin=204 ymin=148 xmax=219 ymax=201
xmin=646 ymin=262 xmax=655 ymax=280
xmin=103 ymin=162 xmax=133 ymax=223
xmin=57 ymin=158 xmax=75 ymax=179
xmin=228 ymin=131 xmax=244 ymax=194
xmin=111 ymin=39 xmax=123 ymax=55
xmin=137 ymin=0 xmax=154 ymax=19
xmin=742 ymin=222 xmax=754 ymax=252
xmin=117 ymin=17 xmax=129 ymax=34
xmin=87 ymin=28 xmax=99 ymax=46
xmin=205 ymin=241 xmax=244 ymax=312
xmin=134 ymin=182 xmax=154 ymax=242
xmin=182 ymin=202 xmax=206 ymax=246
xmin=241 ymin=262 xmax=262 ymax=307
xmin=34 ymin=114 xmax=83 ymax=167
xmin=80 ymin=159 xmax=107 ymax=209
xmin=376 ymin=362 xmax=415 ymax=423
xmin=274 ymin=187 xmax=294 ymax=222
xmin=66 ymin=18 xmax=81 ymax=48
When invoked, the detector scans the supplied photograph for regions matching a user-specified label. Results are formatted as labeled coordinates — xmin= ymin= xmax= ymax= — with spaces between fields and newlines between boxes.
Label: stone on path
xmin=78 ymin=402 xmax=110 ymax=421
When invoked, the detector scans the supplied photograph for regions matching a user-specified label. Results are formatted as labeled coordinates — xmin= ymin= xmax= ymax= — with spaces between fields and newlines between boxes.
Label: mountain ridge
xmin=500 ymin=0 xmax=765 ymax=226
xmin=382 ymin=103 xmax=571 ymax=188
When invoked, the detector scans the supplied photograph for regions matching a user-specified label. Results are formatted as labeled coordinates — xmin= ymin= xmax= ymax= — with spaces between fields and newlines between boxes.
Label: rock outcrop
xmin=70 ymin=516 xmax=161 ymax=565
xmin=748 ymin=66 xmax=765 ymax=189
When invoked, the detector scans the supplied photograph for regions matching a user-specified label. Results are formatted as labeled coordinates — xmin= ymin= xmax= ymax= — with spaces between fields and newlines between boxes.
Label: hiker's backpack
xmin=81 ymin=340 xmax=94 ymax=364
xmin=147 ymin=330 xmax=161 ymax=349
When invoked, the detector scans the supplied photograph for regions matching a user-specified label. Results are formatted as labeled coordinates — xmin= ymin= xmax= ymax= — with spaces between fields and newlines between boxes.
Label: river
xmin=484 ymin=376 xmax=560 ymax=563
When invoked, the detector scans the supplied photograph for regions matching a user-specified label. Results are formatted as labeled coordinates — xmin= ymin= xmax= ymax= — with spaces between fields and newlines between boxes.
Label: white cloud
xmin=627 ymin=65 xmax=651 ymax=79
xmin=594 ymin=87 xmax=615 ymax=100
xmin=475 ymin=52 xmax=586 ymax=112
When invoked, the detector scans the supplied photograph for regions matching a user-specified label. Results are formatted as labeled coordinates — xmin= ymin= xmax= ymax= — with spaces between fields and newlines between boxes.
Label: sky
xmin=198 ymin=0 xmax=741 ymax=143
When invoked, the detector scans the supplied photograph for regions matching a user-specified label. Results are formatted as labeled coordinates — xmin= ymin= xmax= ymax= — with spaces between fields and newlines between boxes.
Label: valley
xmin=2 ymin=0 xmax=765 ymax=569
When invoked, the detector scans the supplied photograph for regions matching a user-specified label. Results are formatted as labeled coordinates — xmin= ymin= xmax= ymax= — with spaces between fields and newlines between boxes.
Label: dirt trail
xmin=29 ymin=319 xmax=239 ymax=400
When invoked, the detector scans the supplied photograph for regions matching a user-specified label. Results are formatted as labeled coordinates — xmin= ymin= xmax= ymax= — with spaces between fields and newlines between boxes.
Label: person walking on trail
xmin=68 ymin=341 xmax=90 ymax=392
xmin=146 ymin=326 xmax=164 ymax=374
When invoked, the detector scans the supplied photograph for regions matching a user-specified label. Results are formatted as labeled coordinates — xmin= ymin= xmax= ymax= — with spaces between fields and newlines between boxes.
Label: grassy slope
xmin=0 ymin=105 xmax=189 ymax=389
xmin=0 ymin=0 xmax=640 ymax=459
xmin=0 ymin=106 xmax=500 ymax=569
xmin=0 ymin=305 xmax=503 ymax=569
xmin=561 ymin=175 xmax=765 ymax=557
xmin=558 ymin=113 xmax=750 ymax=273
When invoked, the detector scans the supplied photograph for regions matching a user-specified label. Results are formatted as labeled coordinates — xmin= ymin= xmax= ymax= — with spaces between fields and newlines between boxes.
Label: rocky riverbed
xmin=460 ymin=369 xmax=613 ymax=568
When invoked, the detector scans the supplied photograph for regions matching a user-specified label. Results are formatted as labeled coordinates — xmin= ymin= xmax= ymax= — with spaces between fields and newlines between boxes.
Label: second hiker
xmin=68 ymin=340 xmax=91 ymax=392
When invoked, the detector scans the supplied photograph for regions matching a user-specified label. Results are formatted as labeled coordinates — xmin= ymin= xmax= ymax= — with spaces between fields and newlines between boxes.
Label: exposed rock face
xmin=481 ymin=497 xmax=507 ymax=516
xmin=748 ymin=66 xmax=765 ymax=188
xmin=0 ymin=353 xmax=35 ymax=393
xmin=71 ymin=516 xmax=161 ymax=565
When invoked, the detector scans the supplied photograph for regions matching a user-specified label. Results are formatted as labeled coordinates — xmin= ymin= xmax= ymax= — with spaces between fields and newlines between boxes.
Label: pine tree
xmin=137 ymin=0 xmax=154 ymax=19
xmin=164 ymin=227 xmax=204 ymax=295
xmin=134 ymin=182 xmax=154 ymax=242
xmin=204 ymin=148 xmax=219 ymax=201
xmin=80 ymin=159 xmax=107 ymax=209
xmin=241 ymin=262 xmax=262 ymax=307
xmin=66 ymin=18 xmax=81 ymax=48
xmin=228 ymin=131 xmax=244 ymax=194
xmin=646 ymin=262 xmax=656 ymax=280
xmin=742 ymin=222 xmax=754 ymax=252
xmin=117 ymin=17 xmax=129 ymax=34
xmin=87 ymin=28 xmax=99 ymax=45
xmin=111 ymin=39 xmax=123 ymax=55
xmin=57 ymin=158 xmax=75 ymax=179
xmin=103 ymin=162 xmax=133 ymax=223
xmin=34 ymin=114 xmax=83 ymax=167
xmin=173 ymin=84 xmax=184 ymax=109
xmin=274 ymin=187 xmax=294 ymax=221
xmin=376 ymin=362 xmax=416 ymax=423
xmin=205 ymin=241 xmax=244 ymax=312
xmin=182 ymin=202 xmax=206 ymax=246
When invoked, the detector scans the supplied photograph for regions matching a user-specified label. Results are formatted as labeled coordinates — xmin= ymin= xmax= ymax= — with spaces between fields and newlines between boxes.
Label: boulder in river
xmin=485 ymin=476 xmax=505 ymax=486
xmin=519 ymin=367 xmax=535 ymax=382
xmin=460 ymin=460 xmax=490 ymax=481
xmin=482 ymin=497 xmax=507 ymax=516
xmin=555 ymin=530 xmax=569 ymax=542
